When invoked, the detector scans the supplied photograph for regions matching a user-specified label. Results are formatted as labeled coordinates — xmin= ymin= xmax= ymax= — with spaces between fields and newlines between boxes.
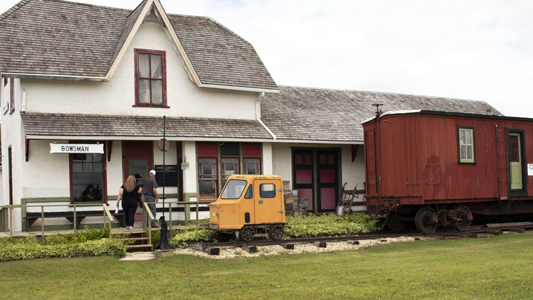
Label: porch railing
xmin=0 ymin=199 xmax=215 ymax=238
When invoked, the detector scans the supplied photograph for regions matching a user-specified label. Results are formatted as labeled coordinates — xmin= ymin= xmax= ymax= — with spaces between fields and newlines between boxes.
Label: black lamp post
xmin=159 ymin=115 xmax=171 ymax=250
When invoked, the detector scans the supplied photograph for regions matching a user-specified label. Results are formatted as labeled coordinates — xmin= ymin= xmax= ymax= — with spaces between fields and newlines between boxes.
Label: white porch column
xmin=181 ymin=141 xmax=197 ymax=201
xmin=262 ymin=142 xmax=273 ymax=175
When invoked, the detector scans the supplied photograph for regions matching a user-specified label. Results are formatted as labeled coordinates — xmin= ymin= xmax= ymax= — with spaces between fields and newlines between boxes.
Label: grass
xmin=1 ymin=233 xmax=533 ymax=299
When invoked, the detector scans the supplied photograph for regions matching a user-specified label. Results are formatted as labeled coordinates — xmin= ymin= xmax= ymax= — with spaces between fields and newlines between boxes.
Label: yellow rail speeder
xmin=208 ymin=175 xmax=287 ymax=241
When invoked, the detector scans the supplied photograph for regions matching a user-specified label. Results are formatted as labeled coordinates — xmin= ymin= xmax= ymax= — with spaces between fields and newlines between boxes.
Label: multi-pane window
xmin=458 ymin=127 xmax=475 ymax=163
xmin=198 ymin=158 xmax=217 ymax=200
xmin=135 ymin=49 xmax=166 ymax=107
xmin=243 ymin=158 xmax=260 ymax=175
xmin=71 ymin=151 xmax=104 ymax=203
xmin=197 ymin=142 xmax=262 ymax=201
xmin=221 ymin=158 xmax=239 ymax=187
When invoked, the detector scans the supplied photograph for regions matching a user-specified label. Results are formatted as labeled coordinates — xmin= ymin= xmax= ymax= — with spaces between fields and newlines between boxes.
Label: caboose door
xmin=253 ymin=179 xmax=284 ymax=224
xmin=509 ymin=132 xmax=523 ymax=190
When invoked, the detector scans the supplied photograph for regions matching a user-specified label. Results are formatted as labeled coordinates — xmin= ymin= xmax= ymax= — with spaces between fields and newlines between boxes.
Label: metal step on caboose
xmin=120 ymin=230 xmax=153 ymax=252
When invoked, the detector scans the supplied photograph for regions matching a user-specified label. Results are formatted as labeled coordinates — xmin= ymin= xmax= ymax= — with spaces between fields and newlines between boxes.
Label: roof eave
xmin=26 ymin=134 xmax=276 ymax=142
xmin=1 ymin=72 xmax=108 ymax=82
xmin=199 ymin=83 xmax=280 ymax=94
xmin=26 ymin=134 xmax=360 ymax=145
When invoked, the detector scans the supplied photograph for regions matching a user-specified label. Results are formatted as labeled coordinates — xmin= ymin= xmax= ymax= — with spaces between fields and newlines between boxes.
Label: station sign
xmin=50 ymin=143 xmax=104 ymax=154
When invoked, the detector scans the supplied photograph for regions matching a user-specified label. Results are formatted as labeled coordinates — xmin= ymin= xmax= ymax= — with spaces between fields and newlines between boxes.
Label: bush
xmin=284 ymin=213 xmax=380 ymax=238
xmin=0 ymin=238 xmax=126 ymax=262
xmin=0 ymin=228 xmax=125 ymax=261
xmin=168 ymin=213 xmax=380 ymax=246
xmin=169 ymin=227 xmax=217 ymax=248
xmin=42 ymin=226 xmax=111 ymax=245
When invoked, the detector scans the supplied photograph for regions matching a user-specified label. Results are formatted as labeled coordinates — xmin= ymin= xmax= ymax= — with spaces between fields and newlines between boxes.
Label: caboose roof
xmin=362 ymin=110 xmax=533 ymax=126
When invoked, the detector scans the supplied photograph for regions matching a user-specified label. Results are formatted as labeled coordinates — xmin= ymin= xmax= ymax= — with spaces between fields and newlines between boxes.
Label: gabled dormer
xmin=0 ymin=0 xmax=279 ymax=94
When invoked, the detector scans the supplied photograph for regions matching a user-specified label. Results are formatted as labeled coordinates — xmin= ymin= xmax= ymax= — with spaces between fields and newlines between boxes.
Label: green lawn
xmin=1 ymin=233 xmax=533 ymax=299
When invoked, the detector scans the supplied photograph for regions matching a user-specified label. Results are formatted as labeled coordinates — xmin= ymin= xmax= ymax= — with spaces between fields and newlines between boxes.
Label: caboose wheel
xmin=385 ymin=212 xmax=406 ymax=232
xmin=415 ymin=207 xmax=437 ymax=234
xmin=269 ymin=225 xmax=284 ymax=240
xmin=240 ymin=226 xmax=255 ymax=242
xmin=455 ymin=206 xmax=472 ymax=231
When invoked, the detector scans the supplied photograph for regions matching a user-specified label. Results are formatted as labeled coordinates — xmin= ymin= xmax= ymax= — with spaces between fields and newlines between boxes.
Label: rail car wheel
xmin=385 ymin=212 xmax=406 ymax=232
xmin=415 ymin=207 xmax=437 ymax=234
xmin=455 ymin=206 xmax=472 ymax=231
xmin=240 ymin=226 xmax=256 ymax=242
xmin=269 ymin=225 xmax=284 ymax=240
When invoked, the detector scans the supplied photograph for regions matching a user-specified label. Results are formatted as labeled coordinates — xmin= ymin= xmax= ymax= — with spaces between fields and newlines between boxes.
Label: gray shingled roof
xmin=261 ymin=86 xmax=502 ymax=143
xmin=168 ymin=15 xmax=277 ymax=91
xmin=0 ymin=0 xmax=278 ymax=91
xmin=22 ymin=113 xmax=273 ymax=140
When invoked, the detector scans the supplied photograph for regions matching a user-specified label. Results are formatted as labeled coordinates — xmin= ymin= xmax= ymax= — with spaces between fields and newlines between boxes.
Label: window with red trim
xmin=198 ymin=158 xmax=217 ymax=200
xmin=134 ymin=49 xmax=167 ymax=107
xmin=197 ymin=142 xmax=262 ymax=201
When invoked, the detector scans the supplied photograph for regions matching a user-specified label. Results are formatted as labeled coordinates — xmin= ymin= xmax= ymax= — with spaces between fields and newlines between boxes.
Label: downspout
xmin=256 ymin=92 xmax=277 ymax=140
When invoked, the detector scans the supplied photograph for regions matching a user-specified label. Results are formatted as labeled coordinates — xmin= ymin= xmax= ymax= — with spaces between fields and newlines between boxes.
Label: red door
xmin=293 ymin=150 xmax=339 ymax=213
xmin=317 ymin=151 xmax=338 ymax=211
xmin=123 ymin=141 xmax=153 ymax=182
xmin=122 ymin=141 xmax=153 ymax=222
xmin=293 ymin=150 xmax=314 ymax=211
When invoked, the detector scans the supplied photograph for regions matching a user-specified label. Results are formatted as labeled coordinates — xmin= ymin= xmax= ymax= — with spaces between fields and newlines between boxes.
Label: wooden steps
xmin=120 ymin=230 xmax=153 ymax=252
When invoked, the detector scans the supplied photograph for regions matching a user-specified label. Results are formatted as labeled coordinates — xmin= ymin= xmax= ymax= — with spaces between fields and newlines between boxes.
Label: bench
xmin=25 ymin=210 xmax=125 ymax=230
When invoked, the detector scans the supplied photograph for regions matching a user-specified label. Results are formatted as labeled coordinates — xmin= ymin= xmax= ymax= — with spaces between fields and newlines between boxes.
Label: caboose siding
xmin=365 ymin=112 xmax=533 ymax=206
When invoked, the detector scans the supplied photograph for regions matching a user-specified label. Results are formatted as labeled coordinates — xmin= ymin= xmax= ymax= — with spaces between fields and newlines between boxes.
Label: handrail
xmin=2 ymin=203 xmax=121 ymax=238
xmin=143 ymin=202 xmax=155 ymax=243
xmin=102 ymin=204 xmax=114 ymax=238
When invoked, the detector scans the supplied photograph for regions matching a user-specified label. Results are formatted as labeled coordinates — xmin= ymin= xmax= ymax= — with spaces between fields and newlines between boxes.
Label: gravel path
xmin=162 ymin=236 xmax=417 ymax=259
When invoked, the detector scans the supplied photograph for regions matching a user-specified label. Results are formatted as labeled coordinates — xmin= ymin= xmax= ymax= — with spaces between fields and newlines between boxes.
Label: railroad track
xmin=188 ymin=222 xmax=533 ymax=255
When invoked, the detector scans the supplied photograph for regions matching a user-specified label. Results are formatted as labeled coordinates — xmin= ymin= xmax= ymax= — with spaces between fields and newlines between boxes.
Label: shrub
xmin=168 ymin=213 xmax=380 ymax=246
xmin=169 ymin=227 xmax=217 ymax=248
xmin=284 ymin=213 xmax=380 ymax=238
xmin=42 ymin=227 xmax=111 ymax=245
xmin=0 ymin=238 xmax=126 ymax=262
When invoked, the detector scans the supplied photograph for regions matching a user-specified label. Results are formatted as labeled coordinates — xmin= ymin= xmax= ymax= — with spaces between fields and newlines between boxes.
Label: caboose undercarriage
xmin=368 ymin=198 xmax=533 ymax=233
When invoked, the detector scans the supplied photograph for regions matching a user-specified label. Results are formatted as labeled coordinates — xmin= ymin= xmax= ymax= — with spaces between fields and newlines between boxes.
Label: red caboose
xmin=363 ymin=110 xmax=533 ymax=233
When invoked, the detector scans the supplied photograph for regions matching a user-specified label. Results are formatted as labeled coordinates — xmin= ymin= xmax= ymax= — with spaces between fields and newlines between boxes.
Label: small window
xmin=458 ymin=127 xmax=475 ymax=163
xmin=134 ymin=49 xmax=167 ymax=107
xmin=244 ymin=185 xmax=253 ymax=199
xmin=260 ymin=183 xmax=276 ymax=198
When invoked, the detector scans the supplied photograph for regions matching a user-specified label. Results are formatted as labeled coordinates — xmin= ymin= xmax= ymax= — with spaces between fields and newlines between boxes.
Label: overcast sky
xmin=1 ymin=0 xmax=532 ymax=117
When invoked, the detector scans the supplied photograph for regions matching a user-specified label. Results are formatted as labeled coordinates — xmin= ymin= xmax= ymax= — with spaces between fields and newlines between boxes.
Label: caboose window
xmin=458 ymin=127 xmax=475 ymax=163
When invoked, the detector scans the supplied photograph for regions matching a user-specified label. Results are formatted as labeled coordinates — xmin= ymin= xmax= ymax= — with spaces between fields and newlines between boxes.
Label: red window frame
xmin=198 ymin=158 xmax=218 ymax=200
xmin=134 ymin=49 xmax=168 ymax=108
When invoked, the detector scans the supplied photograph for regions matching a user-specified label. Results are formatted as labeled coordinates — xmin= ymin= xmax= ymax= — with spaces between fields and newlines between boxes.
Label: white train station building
xmin=0 ymin=0 xmax=498 ymax=231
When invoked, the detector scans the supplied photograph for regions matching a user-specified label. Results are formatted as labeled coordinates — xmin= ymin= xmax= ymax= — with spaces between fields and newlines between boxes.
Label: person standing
xmin=117 ymin=175 xmax=143 ymax=232
xmin=143 ymin=170 xmax=159 ymax=227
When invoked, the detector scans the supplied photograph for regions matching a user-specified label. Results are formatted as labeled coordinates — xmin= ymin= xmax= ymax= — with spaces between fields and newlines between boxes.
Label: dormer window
xmin=134 ymin=49 xmax=168 ymax=107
